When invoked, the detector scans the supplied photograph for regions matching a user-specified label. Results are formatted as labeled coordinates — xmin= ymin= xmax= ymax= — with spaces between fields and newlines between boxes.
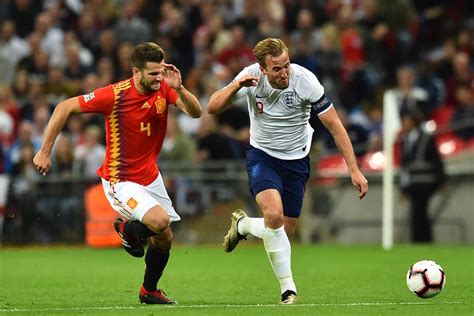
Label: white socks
xmin=262 ymin=225 xmax=296 ymax=294
xmin=237 ymin=218 xmax=296 ymax=294
xmin=238 ymin=217 xmax=264 ymax=239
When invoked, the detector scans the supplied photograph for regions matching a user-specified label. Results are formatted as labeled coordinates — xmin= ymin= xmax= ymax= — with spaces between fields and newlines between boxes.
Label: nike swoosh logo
xmin=255 ymin=95 xmax=266 ymax=98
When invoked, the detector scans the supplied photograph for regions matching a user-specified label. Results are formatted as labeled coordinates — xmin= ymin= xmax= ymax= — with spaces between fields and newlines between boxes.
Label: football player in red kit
xmin=33 ymin=42 xmax=202 ymax=304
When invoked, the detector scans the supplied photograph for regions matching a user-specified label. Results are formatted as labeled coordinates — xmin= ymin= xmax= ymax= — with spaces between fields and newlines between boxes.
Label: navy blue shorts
xmin=246 ymin=145 xmax=310 ymax=218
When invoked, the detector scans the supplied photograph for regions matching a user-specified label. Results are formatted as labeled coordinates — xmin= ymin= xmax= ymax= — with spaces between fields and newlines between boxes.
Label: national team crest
xmin=283 ymin=91 xmax=296 ymax=107
xmin=155 ymin=99 xmax=166 ymax=114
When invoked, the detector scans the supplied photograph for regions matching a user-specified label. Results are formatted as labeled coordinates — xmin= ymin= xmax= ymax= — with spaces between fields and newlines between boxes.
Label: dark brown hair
xmin=131 ymin=42 xmax=165 ymax=70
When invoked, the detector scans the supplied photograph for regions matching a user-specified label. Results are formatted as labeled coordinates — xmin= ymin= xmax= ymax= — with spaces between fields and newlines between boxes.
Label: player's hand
xmin=351 ymin=170 xmax=368 ymax=199
xmin=33 ymin=150 xmax=52 ymax=176
xmin=163 ymin=63 xmax=182 ymax=89
xmin=236 ymin=75 xmax=259 ymax=88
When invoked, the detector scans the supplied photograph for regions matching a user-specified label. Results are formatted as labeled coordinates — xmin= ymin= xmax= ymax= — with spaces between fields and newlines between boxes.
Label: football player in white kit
xmin=208 ymin=38 xmax=368 ymax=304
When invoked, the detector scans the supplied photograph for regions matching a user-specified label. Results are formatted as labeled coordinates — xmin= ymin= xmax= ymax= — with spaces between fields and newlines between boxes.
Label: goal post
xmin=382 ymin=90 xmax=400 ymax=250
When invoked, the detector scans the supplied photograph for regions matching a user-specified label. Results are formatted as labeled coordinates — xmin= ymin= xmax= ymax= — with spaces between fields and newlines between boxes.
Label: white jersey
xmin=232 ymin=63 xmax=333 ymax=160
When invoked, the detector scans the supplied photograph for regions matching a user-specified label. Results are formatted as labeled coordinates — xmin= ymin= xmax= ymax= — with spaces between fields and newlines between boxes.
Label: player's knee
xmin=147 ymin=215 xmax=170 ymax=233
xmin=264 ymin=209 xmax=284 ymax=228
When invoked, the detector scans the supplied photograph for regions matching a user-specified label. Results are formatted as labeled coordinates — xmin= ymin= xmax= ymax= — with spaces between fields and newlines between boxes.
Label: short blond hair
xmin=253 ymin=38 xmax=288 ymax=68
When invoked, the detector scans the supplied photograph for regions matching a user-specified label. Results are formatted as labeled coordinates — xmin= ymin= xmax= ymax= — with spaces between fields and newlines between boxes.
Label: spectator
xmin=83 ymin=0 xmax=117 ymax=28
xmin=157 ymin=5 xmax=194 ymax=78
xmin=62 ymin=33 xmax=94 ymax=81
xmin=75 ymin=8 xmax=100 ymax=53
xmin=384 ymin=65 xmax=429 ymax=132
xmin=115 ymin=42 xmax=133 ymax=81
xmin=18 ymin=79 xmax=44 ymax=122
xmin=0 ymin=0 xmax=470 ymax=246
xmin=43 ymin=65 xmax=77 ymax=106
xmin=92 ymin=29 xmax=119 ymax=71
xmin=113 ymin=1 xmax=151 ymax=45
xmin=338 ymin=5 xmax=365 ymax=79
xmin=31 ymin=101 xmax=51 ymax=146
xmin=366 ymin=106 xmax=384 ymax=151
xmin=16 ymin=31 xmax=42 ymax=72
xmin=291 ymin=40 xmax=320 ymax=76
xmin=445 ymin=51 xmax=473 ymax=107
xmin=95 ymin=57 xmax=115 ymax=87
xmin=418 ymin=61 xmax=445 ymax=115
xmin=6 ymin=120 xmax=40 ymax=173
xmin=11 ymin=140 xmax=37 ymax=178
xmin=10 ymin=69 xmax=29 ymax=107
xmin=78 ymin=73 xmax=97 ymax=95
xmin=317 ymin=25 xmax=341 ymax=101
xmin=216 ymin=24 xmax=255 ymax=76
xmin=73 ymin=125 xmax=105 ymax=179
xmin=0 ymin=85 xmax=20 ymax=144
xmin=233 ymin=0 xmax=261 ymax=44
xmin=160 ymin=112 xmax=196 ymax=163
xmin=322 ymin=107 xmax=369 ymax=157
xmin=430 ymin=39 xmax=457 ymax=82
xmin=412 ymin=0 xmax=445 ymax=53
xmin=290 ymin=9 xmax=321 ymax=57
xmin=257 ymin=0 xmax=285 ymax=39
xmin=159 ymin=111 xmax=197 ymax=213
xmin=0 ymin=20 xmax=30 ymax=84
xmin=51 ymin=133 xmax=74 ymax=177
xmin=357 ymin=0 xmax=398 ymax=85
xmin=216 ymin=106 xmax=250 ymax=159
xmin=25 ymin=49 xmax=50 ymax=83
xmin=197 ymin=112 xmax=242 ymax=161
xmin=65 ymin=114 xmax=85 ymax=147
xmin=374 ymin=0 xmax=414 ymax=65
xmin=0 ymin=96 xmax=14 ymax=147
xmin=450 ymin=84 xmax=474 ymax=141
xmin=398 ymin=108 xmax=446 ymax=243
xmin=62 ymin=28 xmax=96 ymax=71
xmin=336 ymin=4 xmax=376 ymax=111
xmin=3 ymin=0 xmax=43 ymax=38
xmin=34 ymin=11 xmax=64 ymax=66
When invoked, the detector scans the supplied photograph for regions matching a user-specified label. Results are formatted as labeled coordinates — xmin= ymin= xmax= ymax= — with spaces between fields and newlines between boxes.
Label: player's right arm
xmin=207 ymin=75 xmax=259 ymax=114
xmin=33 ymin=97 xmax=83 ymax=175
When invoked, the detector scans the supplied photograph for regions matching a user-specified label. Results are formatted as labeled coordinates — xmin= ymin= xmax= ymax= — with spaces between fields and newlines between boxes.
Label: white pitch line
xmin=0 ymin=301 xmax=467 ymax=313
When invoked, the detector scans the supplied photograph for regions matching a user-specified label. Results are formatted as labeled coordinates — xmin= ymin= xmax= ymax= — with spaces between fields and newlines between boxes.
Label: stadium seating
xmin=317 ymin=154 xmax=348 ymax=175
xmin=430 ymin=106 xmax=455 ymax=129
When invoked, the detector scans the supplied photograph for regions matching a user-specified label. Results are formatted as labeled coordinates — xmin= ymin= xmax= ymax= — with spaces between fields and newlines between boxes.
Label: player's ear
xmin=132 ymin=67 xmax=140 ymax=76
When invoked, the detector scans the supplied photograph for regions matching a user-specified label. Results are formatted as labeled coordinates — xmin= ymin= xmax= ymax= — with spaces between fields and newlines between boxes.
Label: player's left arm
xmin=319 ymin=107 xmax=369 ymax=199
xmin=175 ymin=85 xmax=202 ymax=118
xmin=164 ymin=63 xmax=202 ymax=118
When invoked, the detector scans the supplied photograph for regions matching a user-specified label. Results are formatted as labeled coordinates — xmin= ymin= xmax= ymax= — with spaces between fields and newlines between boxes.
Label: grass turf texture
xmin=1 ymin=244 xmax=472 ymax=315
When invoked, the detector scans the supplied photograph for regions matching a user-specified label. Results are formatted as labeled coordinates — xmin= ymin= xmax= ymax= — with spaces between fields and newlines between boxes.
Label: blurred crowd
xmin=0 ymin=0 xmax=473 ymax=181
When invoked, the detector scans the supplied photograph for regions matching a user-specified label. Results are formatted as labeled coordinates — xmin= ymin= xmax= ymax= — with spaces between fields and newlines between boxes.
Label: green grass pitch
xmin=1 ymin=244 xmax=473 ymax=315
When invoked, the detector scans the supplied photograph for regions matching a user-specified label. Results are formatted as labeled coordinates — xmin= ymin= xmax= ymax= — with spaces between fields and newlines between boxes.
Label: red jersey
xmin=79 ymin=78 xmax=178 ymax=185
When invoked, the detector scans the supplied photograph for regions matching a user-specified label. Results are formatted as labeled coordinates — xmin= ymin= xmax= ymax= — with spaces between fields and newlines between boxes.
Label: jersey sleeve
xmin=230 ymin=64 xmax=260 ymax=101
xmin=79 ymin=85 xmax=115 ymax=115
xmin=300 ymin=68 xmax=333 ymax=115
xmin=300 ymin=69 xmax=325 ymax=103
xmin=230 ymin=67 xmax=250 ymax=101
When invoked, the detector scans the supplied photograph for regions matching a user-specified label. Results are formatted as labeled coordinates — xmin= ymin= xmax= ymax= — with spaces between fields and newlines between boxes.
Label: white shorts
xmin=101 ymin=173 xmax=181 ymax=223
